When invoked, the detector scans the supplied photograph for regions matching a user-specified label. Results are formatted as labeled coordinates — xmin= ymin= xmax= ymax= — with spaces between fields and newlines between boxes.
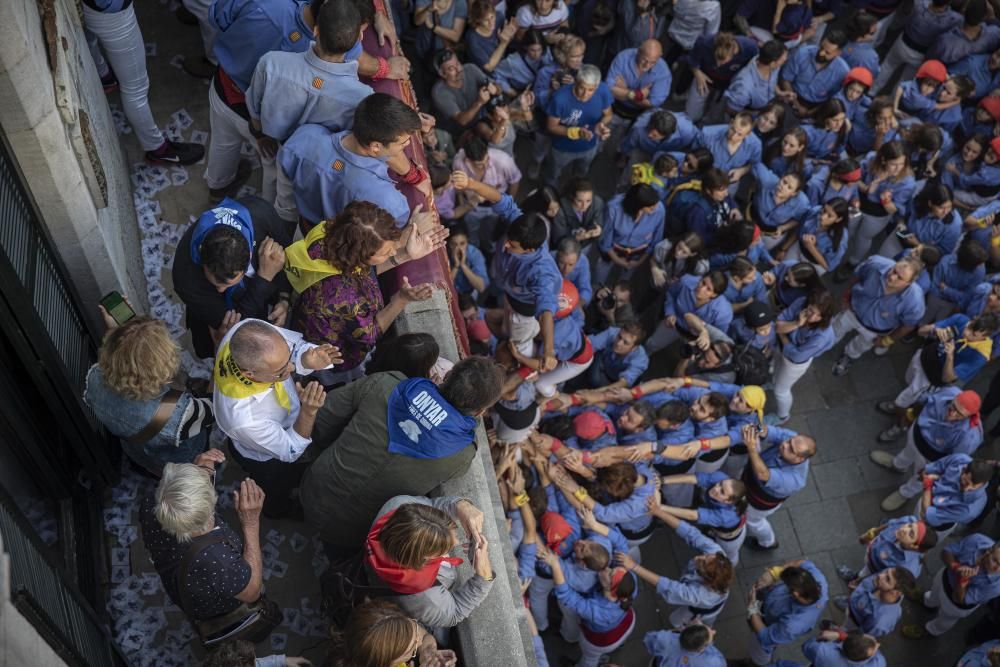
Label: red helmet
xmin=556 ymin=279 xmax=580 ymax=319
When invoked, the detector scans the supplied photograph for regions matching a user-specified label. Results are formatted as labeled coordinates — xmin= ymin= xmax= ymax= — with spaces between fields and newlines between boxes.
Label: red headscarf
xmin=573 ymin=411 xmax=615 ymax=441
xmin=365 ymin=509 xmax=463 ymax=595
xmin=540 ymin=512 xmax=573 ymax=551
xmin=956 ymin=390 xmax=982 ymax=428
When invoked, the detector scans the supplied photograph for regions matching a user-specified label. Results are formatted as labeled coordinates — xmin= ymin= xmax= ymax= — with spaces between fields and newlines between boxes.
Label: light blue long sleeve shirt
xmin=849 ymin=256 xmax=926 ymax=332
xmin=758 ymin=560 xmax=828 ymax=652
xmin=780 ymin=45 xmax=849 ymax=105
xmin=848 ymin=573 xmax=901 ymax=637
xmin=925 ymin=453 xmax=989 ymax=528
xmin=778 ymin=297 xmax=836 ymax=363
xmin=645 ymin=630 xmax=726 ymax=667
xmin=943 ymin=534 xmax=1000 ymax=606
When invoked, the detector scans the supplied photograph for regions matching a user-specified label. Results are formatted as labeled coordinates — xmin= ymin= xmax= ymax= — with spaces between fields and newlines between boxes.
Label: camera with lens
xmin=599 ymin=289 xmax=616 ymax=311
xmin=680 ymin=343 xmax=700 ymax=359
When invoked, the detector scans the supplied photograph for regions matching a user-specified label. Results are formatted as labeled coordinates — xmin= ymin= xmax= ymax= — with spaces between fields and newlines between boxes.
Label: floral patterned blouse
xmin=290 ymin=241 xmax=383 ymax=372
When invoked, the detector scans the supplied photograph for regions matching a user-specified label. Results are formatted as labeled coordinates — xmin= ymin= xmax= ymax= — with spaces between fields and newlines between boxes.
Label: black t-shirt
xmin=139 ymin=495 xmax=251 ymax=620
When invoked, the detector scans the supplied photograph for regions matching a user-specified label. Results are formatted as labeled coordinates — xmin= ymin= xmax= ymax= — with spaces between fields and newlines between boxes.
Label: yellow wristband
xmin=767 ymin=565 xmax=785 ymax=580
xmin=566 ymin=127 xmax=582 ymax=140
xmin=881 ymin=336 xmax=894 ymax=346
xmin=683 ymin=376 xmax=692 ymax=387
xmin=573 ymin=487 xmax=589 ymax=501
xmin=514 ymin=491 xmax=530 ymax=507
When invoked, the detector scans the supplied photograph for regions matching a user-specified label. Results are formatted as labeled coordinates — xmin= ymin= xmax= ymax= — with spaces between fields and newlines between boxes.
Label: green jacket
xmin=301 ymin=372 xmax=477 ymax=546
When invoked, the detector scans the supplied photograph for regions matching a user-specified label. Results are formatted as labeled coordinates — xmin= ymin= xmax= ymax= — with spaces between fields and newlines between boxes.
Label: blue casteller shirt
xmin=622 ymin=110 xmax=699 ymax=156
xmin=802 ymin=638 xmax=887 ymax=667
xmin=842 ymin=40 xmax=881 ymax=80
xmin=925 ymin=453 xmax=989 ymax=528
xmin=552 ymin=250 xmax=593 ymax=305
xmin=454 ymin=242 xmax=490 ymax=296
xmin=246 ymin=47 xmax=373 ymax=141
xmin=605 ymin=49 xmax=671 ymax=112
xmin=805 ymin=167 xmax=859 ymax=208
xmin=759 ymin=560 xmax=828 ymax=652
xmin=694 ymin=471 xmax=743 ymax=531
xmin=724 ymin=57 xmax=778 ymax=112
xmin=928 ymin=254 xmax=986 ymax=304
xmin=278 ymin=126 xmax=410 ymax=226
xmin=209 ymin=0 xmax=312 ymax=92
xmin=491 ymin=239 xmax=562 ymax=318
xmin=866 ymin=515 xmax=924 ymax=577
xmin=598 ymin=195 xmax=665 ymax=256
xmin=592 ymin=462 xmax=656 ymax=534
xmin=796 ymin=207 xmax=848 ymax=271
xmin=589 ymin=327 xmax=649 ymax=386
xmin=849 ymin=256 xmax=926 ymax=333
xmin=755 ymin=427 xmax=810 ymax=499
xmin=958 ymin=640 xmax=1000 ymax=667
xmin=724 ymin=272 xmax=767 ymax=306
xmin=780 ymin=45 xmax=849 ymax=105
xmin=751 ymin=163 xmax=811 ymax=232
xmin=929 ymin=24 xmax=1000 ymax=66
xmin=695 ymin=124 xmax=762 ymax=173
xmin=494 ymin=51 xmax=552 ymax=95
xmin=654 ymin=521 xmax=728 ymax=619
xmin=546 ymin=83 xmax=614 ymax=153
xmin=644 ymin=630 xmax=726 ymax=667
xmin=665 ymin=274 xmax=734 ymax=334
xmin=778 ymin=297 xmax=836 ymax=363
xmin=848 ymin=573 xmax=901 ymax=637
xmin=906 ymin=209 xmax=962 ymax=255
xmin=943 ymin=534 xmax=1000 ymax=606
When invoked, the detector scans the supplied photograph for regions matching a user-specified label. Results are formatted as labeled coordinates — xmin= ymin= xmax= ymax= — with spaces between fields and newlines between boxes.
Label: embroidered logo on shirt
xmin=332 ymin=159 xmax=344 ymax=171
xmin=312 ymin=77 xmax=324 ymax=89
xmin=290 ymin=31 xmax=302 ymax=42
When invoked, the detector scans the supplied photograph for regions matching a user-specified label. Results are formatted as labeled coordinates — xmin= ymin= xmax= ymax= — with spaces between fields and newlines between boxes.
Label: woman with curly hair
xmin=284 ymin=201 xmax=447 ymax=388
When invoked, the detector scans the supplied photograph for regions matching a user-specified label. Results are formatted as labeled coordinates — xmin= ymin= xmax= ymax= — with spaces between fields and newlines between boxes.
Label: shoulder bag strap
xmin=127 ymin=389 xmax=183 ymax=446
xmin=174 ymin=531 xmax=229 ymax=619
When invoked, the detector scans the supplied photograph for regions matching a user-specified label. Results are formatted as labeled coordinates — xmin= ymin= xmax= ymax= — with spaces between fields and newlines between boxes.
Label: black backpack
xmin=718 ymin=343 xmax=771 ymax=386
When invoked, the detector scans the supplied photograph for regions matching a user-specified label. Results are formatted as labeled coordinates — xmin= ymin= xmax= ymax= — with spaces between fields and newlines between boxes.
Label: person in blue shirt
xmin=952 ymin=49 xmax=1000 ymax=99
xmin=604 ymin=41 xmax=671 ymax=122
xmin=463 ymin=1 xmax=515 ymax=73
xmin=670 ymin=169 xmax=739 ymax=245
xmin=873 ymin=0 xmax=963 ymax=94
xmin=653 ymin=470 xmax=748 ymax=564
xmin=920 ymin=533 xmax=1000 ymax=637
xmin=762 ymin=127 xmax=810 ymax=180
xmin=830 ymin=255 xmax=925 ymax=376
xmin=278 ymin=93 xmax=421 ymax=227
xmin=538 ymin=545 xmax=638 ymax=667
xmin=964 ymin=278 xmax=1000 ymax=355
xmin=594 ymin=184 xmax=665 ymax=285
xmin=801 ymin=632 xmax=886 ymax=667
xmin=694 ymin=114 xmax=762 ymax=189
xmin=644 ymin=623 xmax=726 ymax=667
xmin=553 ymin=237 xmax=593 ymax=306
xmin=784 ymin=199 xmax=850 ymax=275
xmin=544 ymin=64 xmax=613 ymax=188
xmin=879 ymin=182 xmax=962 ymax=258
xmin=746 ymin=559 xmax=829 ymax=665
xmin=925 ymin=239 xmax=990 ymax=321
xmin=724 ymin=40 xmax=788 ymax=114
xmin=646 ymin=272 xmax=733 ymax=355
xmin=805 ymin=159 xmax=861 ymax=210
xmin=587 ymin=322 xmax=649 ymax=390
xmin=837 ymin=567 xmax=914 ymax=638
xmin=748 ymin=162 xmax=811 ymax=254
xmin=770 ymin=290 xmax=836 ymax=424
xmin=617 ymin=511 xmax=732 ymax=627
xmin=621 ymin=110 xmax=699 ymax=168
xmin=835 ymin=67 xmax=873 ymax=127
xmin=764 ymin=260 xmax=823 ymax=312
xmin=724 ymin=257 xmax=767 ymax=314
xmin=494 ymin=30 xmax=552 ymax=95
xmin=873 ymin=388 xmax=985 ymax=513
xmin=682 ymin=32 xmax=759 ymax=121
xmin=742 ymin=424 xmax=816 ymax=550
xmin=446 ymin=222 xmax=489 ymax=299
xmin=917 ymin=454 xmax=994 ymax=540
xmin=802 ymin=99 xmax=849 ymax=163
xmin=929 ymin=0 xmax=1000 ymax=66
xmin=838 ymin=515 xmax=936 ymax=586
xmin=729 ymin=301 xmax=778 ymax=363
xmin=777 ymin=29 xmax=850 ymax=115
xmin=841 ymin=12 xmax=880 ymax=81
xmin=958 ymin=640 xmax=1000 ymax=667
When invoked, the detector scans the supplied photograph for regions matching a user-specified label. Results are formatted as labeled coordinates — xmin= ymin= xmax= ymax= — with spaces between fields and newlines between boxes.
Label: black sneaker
xmin=747 ymin=537 xmax=779 ymax=551
xmin=833 ymin=262 xmax=855 ymax=283
xmin=145 ymin=140 xmax=204 ymax=166
xmin=182 ymin=57 xmax=217 ymax=80
xmin=208 ymin=160 xmax=253 ymax=199
xmin=174 ymin=5 xmax=199 ymax=25
xmin=100 ymin=68 xmax=119 ymax=94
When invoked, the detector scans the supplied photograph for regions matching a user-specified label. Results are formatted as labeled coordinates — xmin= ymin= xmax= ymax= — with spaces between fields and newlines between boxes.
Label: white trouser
xmin=894 ymin=350 xmax=933 ymax=409
xmin=694 ymin=451 xmax=729 ymax=475
xmin=668 ymin=598 xmax=724 ymax=628
xmin=781 ymin=243 xmax=827 ymax=274
xmin=275 ymin=149 xmax=299 ymax=222
xmin=749 ymin=627 xmax=775 ymax=666
xmin=713 ymin=524 xmax=747 ymax=566
xmin=847 ymin=211 xmax=892 ymax=265
xmin=662 ymin=481 xmax=695 ymax=508
xmin=924 ymin=567 xmax=979 ymax=635
xmin=181 ymin=0 xmax=218 ymax=64
xmin=509 ymin=311 xmax=541 ymax=358
xmin=644 ymin=321 xmax=681 ymax=354
xmin=873 ymin=34 xmax=923 ymax=95
xmin=82 ymin=5 xmax=164 ymax=151
xmin=723 ymin=452 xmax=747 ymax=479
xmin=749 ymin=27 xmax=803 ymax=49
xmin=921 ymin=294 xmax=957 ymax=325
xmin=205 ymin=84 xmax=277 ymax=200
xmin=528 ymin=575 xmax=555 ymax=630
xmin=872 ymin=12 xmax=896 ymax=49
xmin=746 ymin=504 xmax=780 ymax=547
xmin=877 ymin=231 xmax=905 ymax=258
xmin=558 ymin=600 xmax=581 ymax=643
xmin=535 ymin=355 xmax=593 ymax=398
xmin=914 ymin=497 xmax=958 ymax=542
xmin=893 ymin=425 xmax=929 ymax=499
xmin=685 ymin=80 xmax=723 ymax=123
xmin=774 ymin=355 xmax=812 ymax=419
xmin=627 ymin=533 xmax=652 ymax=563
xmin=576 ymin=613 xmax=635 ymax=667
xmin=831 ymin=309 xmax=881 ymax=360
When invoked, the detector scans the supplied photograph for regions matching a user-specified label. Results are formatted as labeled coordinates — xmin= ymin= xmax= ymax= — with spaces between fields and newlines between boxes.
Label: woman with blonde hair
xmin=84 ymin=313 xmax=215 ymax=475
xmin=326 ymin=600 xmax=457 ymax=667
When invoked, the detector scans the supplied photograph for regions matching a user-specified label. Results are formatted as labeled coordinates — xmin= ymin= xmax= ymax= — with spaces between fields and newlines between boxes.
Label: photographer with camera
xmin=588 ymin=280 xmax=635 ymax=332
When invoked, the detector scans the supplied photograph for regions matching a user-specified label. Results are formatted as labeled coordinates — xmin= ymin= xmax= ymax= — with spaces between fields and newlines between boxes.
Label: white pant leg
xmin=535 ymin=356 xmax=593 ymax=398
xmin=872 ymin=35 xmax=906 ymax=94
xmin=529 ymin=575 xmax=555 ymax=630
xmin=872 ymin=12 xmax=896 ymax=48
xmin=773 ymin=355 xmax=812 ymax=419
xmin=668 ymin=605 xmax=695 ymax=628
xmin=722 ymin=452 xmax=747 ymax=479
xmin=848 ymin=212 xmax=891 ymax=265
xmin=575 ymin=614 xmax=635 ymax=667
xmin=685 ymin=79 xmax=709 ymax=122
xmin=509 ymin=311 xmax=541 ymax=357
xmin=714 ymin=525 xmax=747 ymax=566
xmin=748 ymin=629 xmax=774 ymax=666
xmin=644 ymin=321 xmax=681 ymax=354
xmin=84 ymin=28 xmax=109 ymax=76
xmin=893 ymin=351 xmax=932 ymax=408
xmin=745 ymin=505 xmax=779 ymax=547
xmin=82 ymin=5 xmax=164 ymax=150
xmin=749 ymin=27 xmax=775 ymax=43
xmin=205 ymin=85 xmax=276 ymax=199
xmin=877 ymin=232 xmax=904 ymax=258
xmin=558 ymin=600 xmax=582 ymax=643
xmin=832 ymin=309 xmax=878 ymax=360
xmin=275 ymin=158 xmax=299 ymax=223
xmin=627 ymin=534 xmax=652 ymax=564
xmin=894 ymin=427 xmax=927 ymax=498
xmin=925 ymin=568 xmax=978 ymax=635
xmin=182 ymin=0 xmax=218 ymax=64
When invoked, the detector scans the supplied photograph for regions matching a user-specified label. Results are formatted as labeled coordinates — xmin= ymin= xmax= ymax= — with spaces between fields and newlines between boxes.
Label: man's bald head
xmin=229 ymin=320 xmax=286 ymax=376
xmin=636 ymin=40 xmax=662 ymax=74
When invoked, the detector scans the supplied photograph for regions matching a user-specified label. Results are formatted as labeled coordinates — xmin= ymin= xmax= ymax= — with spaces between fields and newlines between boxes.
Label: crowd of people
xmin=77 ymin=0 xmax=1000 ymax=663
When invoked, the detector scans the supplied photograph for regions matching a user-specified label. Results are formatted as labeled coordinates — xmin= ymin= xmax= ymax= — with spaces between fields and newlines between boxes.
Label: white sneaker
xmin=881 ymin=490 xmax=909 ymax=512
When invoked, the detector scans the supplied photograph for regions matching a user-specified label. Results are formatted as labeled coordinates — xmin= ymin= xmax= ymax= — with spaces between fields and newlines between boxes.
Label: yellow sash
xmin=283 ymin=223 xmax=342 ymax=293
xmin=214 ymin=338 xmax=292 ymax=412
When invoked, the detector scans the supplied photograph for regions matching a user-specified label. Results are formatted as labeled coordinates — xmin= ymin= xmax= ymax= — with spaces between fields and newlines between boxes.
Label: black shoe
xmin=747 ymin=537 xmax=779 ymax=551
xmin=145 ymin=140 xmax=204 ymax=166
xmin=833 ymin=262 xmax=855 ymax=283
xmin=175 ymin=5 xmax=199 ymax=25
xmin=209 ymin=160 xmax=253 ymax=199
xmin=182 ymin=56 xmax=217 ymax=80
xmin=262 ymin=498 xmax=304 ymax=521
xmin=100 ymin=68 xmax=119 ymax=94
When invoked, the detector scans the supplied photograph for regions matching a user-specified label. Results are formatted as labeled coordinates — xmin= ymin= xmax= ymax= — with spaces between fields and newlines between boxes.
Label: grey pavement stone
xmin=782 ymin=469 xmax=821 ymax=509
xmin=812 ymin=458 xmax=870 ymax=500
xmin=737 ymin=510 xmax=803 ymax=570
xmin=789 ymin=497 xmax=859 ymax=553
xmin=806 ymin=403 xmax=887 ymax=464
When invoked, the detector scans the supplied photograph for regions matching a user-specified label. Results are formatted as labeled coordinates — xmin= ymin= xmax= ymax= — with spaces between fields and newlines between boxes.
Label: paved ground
xmin=97 ymin=2 xmax=1000 ymax=665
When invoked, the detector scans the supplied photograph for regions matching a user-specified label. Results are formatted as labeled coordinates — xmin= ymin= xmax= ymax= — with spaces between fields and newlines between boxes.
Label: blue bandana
xmin=387 ymin=379 xmax=476 ymax=459
xmin=190 ymin=197 xmax=255 ymax=309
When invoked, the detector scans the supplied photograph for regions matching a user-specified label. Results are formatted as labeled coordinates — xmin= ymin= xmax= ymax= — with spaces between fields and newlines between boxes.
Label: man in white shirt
xmin=213 ymin=318 xmax=340 ymax=518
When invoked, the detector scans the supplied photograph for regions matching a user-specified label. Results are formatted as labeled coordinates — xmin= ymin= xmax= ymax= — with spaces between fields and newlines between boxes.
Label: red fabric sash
xmin=365 ymin=509 xmax=463 ymax=594
xmin=570 ymin=337 xmax=595 ymax=365
xmin=581 ymin=608 xmax=635 ymax=646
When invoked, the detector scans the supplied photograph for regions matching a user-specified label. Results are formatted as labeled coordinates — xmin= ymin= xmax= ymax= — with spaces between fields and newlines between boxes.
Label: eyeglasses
xmin=253 ymin=345 xmax=295 ymax=381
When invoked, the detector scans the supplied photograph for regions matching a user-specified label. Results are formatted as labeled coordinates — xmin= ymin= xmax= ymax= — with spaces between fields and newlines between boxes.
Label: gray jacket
xmin=367 ymin=495 xmax=495 ymax=630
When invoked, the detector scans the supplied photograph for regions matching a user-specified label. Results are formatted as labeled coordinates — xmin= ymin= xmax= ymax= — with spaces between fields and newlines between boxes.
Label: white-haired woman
xmin=138 ymin=461 xmax=280 ymax=644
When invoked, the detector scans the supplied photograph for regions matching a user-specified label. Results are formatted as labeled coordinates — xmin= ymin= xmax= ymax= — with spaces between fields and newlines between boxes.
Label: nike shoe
xmin=145 ymin=140 xmax=205 ymax=166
